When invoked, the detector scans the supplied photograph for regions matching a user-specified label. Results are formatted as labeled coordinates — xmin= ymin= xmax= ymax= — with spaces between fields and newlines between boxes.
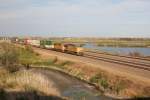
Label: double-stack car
xmin=40 ymin=40 xmax=53 ymax=49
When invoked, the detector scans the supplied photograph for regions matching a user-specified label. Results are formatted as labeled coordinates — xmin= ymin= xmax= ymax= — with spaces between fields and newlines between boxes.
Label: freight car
xmin=23 ymin=39 xmax=40 ymax=47
xmin=15 ymin=38 xmax=84 ymax=56
xmin=30 ymin=40 xmax=40 ymax=47
xmin=40 ymin=40 xmax=53 ymax=49
xmin=64 ymin=44 xmax=84 ymax=55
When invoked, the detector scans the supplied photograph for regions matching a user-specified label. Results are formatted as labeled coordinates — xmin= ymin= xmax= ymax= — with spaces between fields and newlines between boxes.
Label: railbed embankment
xmin=30 ymin=49 xmax=150 ymax=99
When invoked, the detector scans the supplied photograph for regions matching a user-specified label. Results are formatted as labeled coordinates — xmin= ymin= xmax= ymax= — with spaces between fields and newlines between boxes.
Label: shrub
xmin=0 ymin=43 xmax=41 ymax=71
xmin=110 ymin=80 xmax=126 ymax=95
xmin=25 ymin=45 xmax=34 ymax=53
xmin=99 ymin=78 xmax=109 ymax=89
xmin=90 ymin=76 xmax=98 ymax=83
xmin=90 ymin=73 xmax=109 ymax=90
xmin=89 ymin=73 xmax=103 ymax=83
xmin=0 ymin=42 xmax=19 ymax=67
xmin=18 ymin=46 xmax=39 ymax=69
xmin=6 ymin=65 xmax=20 ymax=73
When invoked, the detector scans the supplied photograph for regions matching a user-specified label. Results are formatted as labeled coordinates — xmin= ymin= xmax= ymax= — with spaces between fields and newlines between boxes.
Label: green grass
xmin=97 ymin=40 xmax=150 ymax=47
xmin=89 ymin=72 xmax=126 ymax=94
xmin=33 ymin=59 xmax=55 ymax=66
xmin=89 ymin=73 xmax=109 ymax=90
xmin=114 ymin=81 xmax=125 ymax=94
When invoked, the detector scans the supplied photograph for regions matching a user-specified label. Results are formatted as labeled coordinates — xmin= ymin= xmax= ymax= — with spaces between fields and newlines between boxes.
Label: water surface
xmin=33 ymin=68 xmax=113 ymax=100
xmin=83 ymin=43 xmax=150 ymax=56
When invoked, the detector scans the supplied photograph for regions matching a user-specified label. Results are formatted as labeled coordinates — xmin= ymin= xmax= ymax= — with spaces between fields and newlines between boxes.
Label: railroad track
xmin=17 ymin=43 xmax=150 ymax=71
xmin=84 ymin=51 xmax=150 ymax=71
xmin=34 ymin=46 xmax=150 ymax=71
xmin=85 ymin=49 xmax=150 ymax=61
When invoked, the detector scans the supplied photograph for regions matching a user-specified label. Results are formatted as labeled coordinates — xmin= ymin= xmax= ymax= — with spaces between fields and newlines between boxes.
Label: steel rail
xmin=83 ymin=53 xmax=150 ymax=71
xmin=84 ymin=51 xmax=150 ymax=66
xmin=85 ymin=49 xmax=150 ymax=61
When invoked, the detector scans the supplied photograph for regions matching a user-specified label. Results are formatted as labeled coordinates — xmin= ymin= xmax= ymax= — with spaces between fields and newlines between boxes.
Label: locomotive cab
xmin=64 ymin=44 xmax=84 ymax=56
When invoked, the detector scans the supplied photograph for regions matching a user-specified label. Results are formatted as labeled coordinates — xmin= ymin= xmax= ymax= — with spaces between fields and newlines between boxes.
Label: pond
xmin=83 ymin=43 xmax=150 ymax=56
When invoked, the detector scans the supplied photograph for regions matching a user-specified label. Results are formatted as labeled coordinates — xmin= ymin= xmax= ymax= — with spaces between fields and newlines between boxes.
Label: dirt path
xmin=33 ymin=47 xmax=150 ymax=85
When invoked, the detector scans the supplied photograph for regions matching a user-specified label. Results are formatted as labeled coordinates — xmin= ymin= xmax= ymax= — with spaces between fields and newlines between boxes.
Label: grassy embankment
xmin=33 ymin=57 xmax=150 ymax=99
xmin=0 ymin=43 xmax=65 ymax=100
xmin=0 ymin=68 xmax=64 ymax=100
xmin=0 ymin=43 xmax=150 ymax=99
xmin=30 ymin=50 xmax=150 ymax=98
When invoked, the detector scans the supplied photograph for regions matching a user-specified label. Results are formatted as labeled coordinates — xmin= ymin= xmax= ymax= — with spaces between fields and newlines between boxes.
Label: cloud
xmin=0 ymin=0 xmax=149 ymax=19
xmin=0 ymin=0 xmax=150 ymax=37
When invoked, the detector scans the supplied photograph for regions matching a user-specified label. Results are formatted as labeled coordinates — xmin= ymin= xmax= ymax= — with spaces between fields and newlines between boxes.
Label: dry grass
xmin=12 ymin=45 xmax=149 ymax=99
xmin=0 ymin=68 xmax=60 ymax=97
xmin=22 ymin=47 xmax=150 ymax=99
xmin=43 ymin=61 xmax=150 ymax=98
xmin=31 ymin=54 xmax=150 ymax=98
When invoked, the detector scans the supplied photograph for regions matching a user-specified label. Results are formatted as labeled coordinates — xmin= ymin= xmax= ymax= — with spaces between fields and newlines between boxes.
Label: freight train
xmin=12 ymin=38 xmax=84 ymax=56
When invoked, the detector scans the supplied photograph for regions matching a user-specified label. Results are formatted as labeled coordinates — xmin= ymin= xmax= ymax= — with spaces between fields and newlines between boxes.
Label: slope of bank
xmin=32 ymin=47 xmax=150 ymax=99
xmin=0 ymin=67 xmax=112 ymax=100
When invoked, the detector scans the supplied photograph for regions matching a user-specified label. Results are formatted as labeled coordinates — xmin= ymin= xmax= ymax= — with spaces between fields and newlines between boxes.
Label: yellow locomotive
xmin=64 ymin=44 xmax=84 ymax=55
xmin=53 ymin=43 xmax=84 ymax=55
xmin=53 ymin=43 xmax=65 ymax=52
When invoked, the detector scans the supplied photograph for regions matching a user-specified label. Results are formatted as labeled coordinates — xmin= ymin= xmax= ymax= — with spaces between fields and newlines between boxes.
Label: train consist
xmin=13 ymin=38 xmax=84 ymax=55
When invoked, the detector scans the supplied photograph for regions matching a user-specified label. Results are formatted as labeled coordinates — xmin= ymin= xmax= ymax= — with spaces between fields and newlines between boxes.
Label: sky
xmin=0 ymin=0 xmax=150 ymax=37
